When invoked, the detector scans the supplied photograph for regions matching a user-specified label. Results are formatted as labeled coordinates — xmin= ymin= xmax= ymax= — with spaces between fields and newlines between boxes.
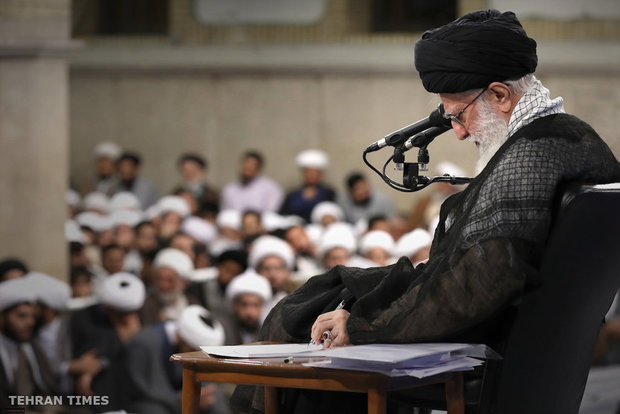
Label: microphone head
xmin=429 ymin=104 xmax=452 ymax=128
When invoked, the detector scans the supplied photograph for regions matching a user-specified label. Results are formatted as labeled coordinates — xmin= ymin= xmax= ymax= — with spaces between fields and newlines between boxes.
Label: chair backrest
xmin=491 ymin=183 xmax=620 ymax=414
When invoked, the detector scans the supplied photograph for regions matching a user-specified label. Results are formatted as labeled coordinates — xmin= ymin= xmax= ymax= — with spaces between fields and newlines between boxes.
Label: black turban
xmin=414 ymin=10 xmax=537 ymax=93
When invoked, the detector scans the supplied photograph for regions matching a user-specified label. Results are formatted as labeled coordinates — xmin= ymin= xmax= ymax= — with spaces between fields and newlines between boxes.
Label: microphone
xmin=365 ymin=104 xmax=450 ymax=153
xmin=402 ymin=125 xmax=452 ymax=151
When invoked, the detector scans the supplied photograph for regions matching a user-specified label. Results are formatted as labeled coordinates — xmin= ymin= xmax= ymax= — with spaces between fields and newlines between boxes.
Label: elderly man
xmin=232 ymin=9 xmax=620 ymax=413
xmin=140 ymin=248 xmax=201 ymax=325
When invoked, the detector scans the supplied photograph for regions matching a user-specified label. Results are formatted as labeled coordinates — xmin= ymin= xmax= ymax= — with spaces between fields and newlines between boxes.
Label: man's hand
xmin=68 ymin=349 xmax=102 ymax=376
xmin=311 ymin=310 xmax=351 ymax=349
xmin=114 ymin=313 xmax=141 ymax=343
xmin=75 ymin=373 xmax=95 ymax=396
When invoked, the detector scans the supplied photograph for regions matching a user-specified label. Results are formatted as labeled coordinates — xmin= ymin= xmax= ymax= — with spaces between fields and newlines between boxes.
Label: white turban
xmin=435 ymin=161 xmax=466 ymax=177
xmin=109 ymin=209 xmax=143 ymax=228
xmin=394 ymin=228 xmax=433 ymax=258
xmin=97 ymin=272 xmax=145 ymax=312
xmin=0 ymin=278 xmax=36 ymax=312
xmin=296 ymin=149 xmax=328 ymax=170
xmin=317 ymin=222 xmax=357 ymax=258
xmin=157 ymin=195 xmax=191 ymax=218
xmin=76 ymin=212 xmax=113 ymax=233
xmin=182 ymin=216 xmax=217 ymax=245
xmin=177 ymin=305 xmax=225 ymax=349
xmin=83 ymin=192 xmax=110 ymax=214
xmin=359 ymin=230 xmax=395 ymax=256
xmin=110 ymin=192 xmax=142 ymax=212
xmin=261 ymin=212 xmax=303 ymax=232
xmin=225 ymin=269 xmax=272 ymax=304
xmin=310 ymin=201 xmax=344 ymax=225
xmin=153 ymin=248 xmax=195 ymax=280
xmin=65 ymin=220 xmax=88 ymax=244
xmin=25 ymin=272 xmax=71 ymax=311
xmin=93 ymin=141 xmax=121 ymax=160
xmin=217 ymin=209 xmax=242 ymax=231
xmin=304 ymin=224 xmax=323 ymax=245
xmin=66 ymin=189 xmax=81 ymax=208
xmin=248 ymin=235 xmax=295 ymax=271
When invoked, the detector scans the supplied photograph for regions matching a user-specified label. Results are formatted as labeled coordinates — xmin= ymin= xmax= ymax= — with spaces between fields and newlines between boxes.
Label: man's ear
xmin=487 ymin=82 xmax=514 ymax=115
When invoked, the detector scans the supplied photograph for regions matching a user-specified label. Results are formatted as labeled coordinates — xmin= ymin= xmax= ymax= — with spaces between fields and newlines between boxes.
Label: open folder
xmin=200 ymin=343 xmax=500 ymax=378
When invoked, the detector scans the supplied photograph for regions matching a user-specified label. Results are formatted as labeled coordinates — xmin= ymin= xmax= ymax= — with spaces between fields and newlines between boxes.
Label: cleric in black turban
xmin=414 ymin=9 xmax=537 ymax=93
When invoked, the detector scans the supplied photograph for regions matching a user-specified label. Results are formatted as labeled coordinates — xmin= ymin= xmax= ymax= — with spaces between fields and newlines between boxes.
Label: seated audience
xmin=126 ymin=305 xmax=229 ymax=414
xmin=0 ymin=277 xmax=58 ymax=407
xmin=248 ymin=235 xmax=296 ymax=321
xmin=279 ymin=149 xmax=336 ymax=222
xmin=173 ymin=153 xmax=220 ymax=213
xmin=337 ymin=172 xmax=395 ymax=224
xmin=225 ymin=269 xmax=273 ymax=344
xmin=141 ymin=248 xmax=200 ymax=325
xmin=0 ymin=257 xmax=28 ymax=282
xmin=221 ymin=151 xmax=283 ymax=213
xmin=69 ymin=273 xmax=145 ymax=411
xmin=114 ymin=152 xmax=160 ymax=209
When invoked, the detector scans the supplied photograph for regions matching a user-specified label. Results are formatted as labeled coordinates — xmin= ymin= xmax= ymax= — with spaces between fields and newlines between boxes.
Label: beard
xmin=467 ymin=99 xmax=509 ymax=176
xmin=157 ymin=290 xmax=182 ymax=305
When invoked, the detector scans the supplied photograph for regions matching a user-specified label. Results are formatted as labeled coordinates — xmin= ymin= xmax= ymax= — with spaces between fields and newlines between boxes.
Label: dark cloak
xmin=232 ymin=114 xmax=620 ymax=413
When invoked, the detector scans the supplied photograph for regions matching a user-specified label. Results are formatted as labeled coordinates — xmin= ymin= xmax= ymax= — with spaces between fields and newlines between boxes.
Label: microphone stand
xmin=362 ymin=125 xmax=473 ymax=193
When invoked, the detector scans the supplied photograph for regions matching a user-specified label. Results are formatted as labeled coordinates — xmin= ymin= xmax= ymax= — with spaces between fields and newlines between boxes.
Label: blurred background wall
xmin=68 ymin=0 xmax=620 ymax=208
xmin=1 ymin=0 xmax=619 ymax=276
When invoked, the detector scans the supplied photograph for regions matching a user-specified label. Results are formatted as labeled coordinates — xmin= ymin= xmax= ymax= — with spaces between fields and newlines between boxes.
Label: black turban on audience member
xmin=414 ymin=9 xmax=537 ymax=94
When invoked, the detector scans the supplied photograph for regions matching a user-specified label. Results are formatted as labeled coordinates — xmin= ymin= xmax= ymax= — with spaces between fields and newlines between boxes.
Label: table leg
xmin=445 ymin=372 xmax=465 ymax=414
xmin=367 ymin=388 xmax=387 ymax=414
xmin=182 ymin=367 xmax=201 ymax=414
xmin=264 ymin=386 xmax=280 ymax=414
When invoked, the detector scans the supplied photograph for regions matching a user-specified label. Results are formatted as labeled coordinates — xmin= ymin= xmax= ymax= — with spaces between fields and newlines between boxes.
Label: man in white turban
xmin=69 ymin=272 xmax=146 ymax=410
xmin=316 ymin=223 xmax=357 ymax=271
xmin=140 ymin=248 xmax=201 ymax=325
xmin=126 ymin=305 xmax=229 ymax=414
xmin=248 ymin=235 xmax=295 ymax=320
xmin=279 ymin=149 xmax=337 ymax=222
xmin=225 ymin=269 xmax=273 ymax=344
xmin=0 ymin=277 xmax=58 ymax=407
xmin=92 ymin=141 xmax=121 ymax=197
xmin=358 ymin=230 xmax=396 ymax=267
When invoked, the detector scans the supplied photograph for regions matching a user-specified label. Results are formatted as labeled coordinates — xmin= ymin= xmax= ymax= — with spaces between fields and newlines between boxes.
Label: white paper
xmin=200 ymin=343 xmax=323 ymax=358
xmin=200 ymin=342 xmax=496 ymax=379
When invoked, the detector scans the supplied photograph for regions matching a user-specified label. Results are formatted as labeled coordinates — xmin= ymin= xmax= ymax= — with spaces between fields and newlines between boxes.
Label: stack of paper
xmin=200 ymin=343 xmax=500 ymax=379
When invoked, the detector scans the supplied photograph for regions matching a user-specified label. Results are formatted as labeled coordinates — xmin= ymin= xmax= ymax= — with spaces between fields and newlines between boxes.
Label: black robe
xmin=232 ymin=114 xmax=620 ymax=413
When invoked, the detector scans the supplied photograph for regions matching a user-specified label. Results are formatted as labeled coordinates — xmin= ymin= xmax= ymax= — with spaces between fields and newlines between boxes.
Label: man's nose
xmin=452 ymin=121 xmax=469 ymax=140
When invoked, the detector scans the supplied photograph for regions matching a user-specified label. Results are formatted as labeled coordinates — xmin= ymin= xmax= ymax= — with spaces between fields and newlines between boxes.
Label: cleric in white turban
xmin=225 ymin=269 xmax=273 ymax=343
xmin=280 ymin=149 xmax=337 ymax=222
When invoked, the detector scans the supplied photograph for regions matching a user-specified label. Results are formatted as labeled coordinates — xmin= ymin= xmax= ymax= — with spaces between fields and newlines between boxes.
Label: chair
xmin=393 ymin=183 xmax=620 ymax=413
xmin=487 ymin=183 xmax=620 ymax=414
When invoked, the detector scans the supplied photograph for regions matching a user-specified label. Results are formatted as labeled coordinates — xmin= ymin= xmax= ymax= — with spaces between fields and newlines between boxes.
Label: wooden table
xmin=170 ymin=351 xmax=465 ymax=414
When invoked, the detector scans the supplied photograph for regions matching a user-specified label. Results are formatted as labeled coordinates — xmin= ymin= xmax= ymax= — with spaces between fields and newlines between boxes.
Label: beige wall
xmin=0 ymin=0 xmax=74 ymax=279
xmin=69 ymin=62 xmax=620 ymax=214
xmin=69 ymin=0 xmax=620 ymax=214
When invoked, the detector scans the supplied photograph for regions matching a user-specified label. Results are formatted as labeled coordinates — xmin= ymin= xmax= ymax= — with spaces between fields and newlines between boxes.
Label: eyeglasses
xmin=443 ymin=87 xmax=487 ymax=127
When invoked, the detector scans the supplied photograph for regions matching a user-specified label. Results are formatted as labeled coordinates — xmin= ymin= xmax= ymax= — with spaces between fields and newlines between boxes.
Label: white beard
xmin=466 ymin=99 xmax=509 ymax=176
xmin=158 ymin=290 xmax=182 ymax=305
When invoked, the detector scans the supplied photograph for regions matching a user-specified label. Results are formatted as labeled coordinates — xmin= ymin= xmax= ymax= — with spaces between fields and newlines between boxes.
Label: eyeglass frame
xmin=442 ymin=87 xmax=487 ymax=127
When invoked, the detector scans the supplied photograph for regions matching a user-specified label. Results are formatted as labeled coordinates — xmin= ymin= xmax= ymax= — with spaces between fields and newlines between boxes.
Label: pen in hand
xmin=309 ymin=288 xmax=355 ymax=345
